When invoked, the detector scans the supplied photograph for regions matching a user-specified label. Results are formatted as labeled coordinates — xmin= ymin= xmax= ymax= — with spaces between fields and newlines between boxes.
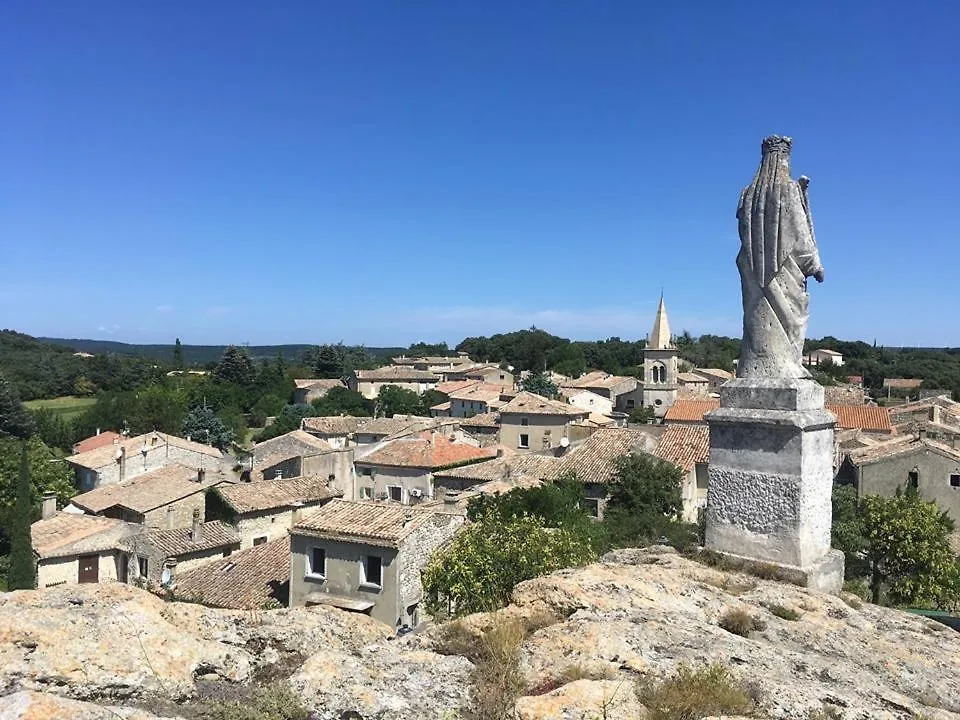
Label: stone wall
xmin=37 ymin=552 xmax=119 ymax=588
xmin=354 ymin=464 xmax=432 ymax=503
xmin=139 ymin=491 xmax=209 ymax=529
xmin=83 ymin=444 xmax=219 ymax=489
xmin=396 ymin=513 xmax=465 ymax=627
xmin=858 ymin=446 xmax=960 ymax=524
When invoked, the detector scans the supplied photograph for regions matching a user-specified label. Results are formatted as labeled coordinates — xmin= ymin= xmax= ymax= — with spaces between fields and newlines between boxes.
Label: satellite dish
xmin=559 ymin=437 xmax=570 ymax=448
xmin=160 ymin=567 xmax=172 ymax=586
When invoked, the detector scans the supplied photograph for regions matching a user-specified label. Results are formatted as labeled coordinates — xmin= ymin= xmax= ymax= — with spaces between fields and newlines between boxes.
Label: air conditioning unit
xmin=376 ymin=491 xmax=389 ymax=500
xmin=409 ymin=488 xmax=423 ymax=498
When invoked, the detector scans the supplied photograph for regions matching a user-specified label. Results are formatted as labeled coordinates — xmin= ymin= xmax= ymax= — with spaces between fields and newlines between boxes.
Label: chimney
xmin=166 ymin=505 xmax=176 ymax=529
xmin=96 ymin=428 xmax=101 ymax=436
xmin=190 ymin=508 xmax=202 ymax=542
xmin=918 ymin=426 xmax=927 ymax=441
xmin=403 ymin=510 xmax=415 ymax=526
xmin=290 ymin=501 xmax=304 ymax=527
xmin=443 ymin=490 xmax=460 ymax=506
xmin=197 ymin=467 xmax=206 ymax=483
xmin=496 ymin=448 xmax=504 ymax=458
xmin=162 ymin=558 xmax=177 ymax=586
xmin=932 ymin=404 xmax=942 ymax=424
xmin=41 ymin=492 xmax=57 ymax=520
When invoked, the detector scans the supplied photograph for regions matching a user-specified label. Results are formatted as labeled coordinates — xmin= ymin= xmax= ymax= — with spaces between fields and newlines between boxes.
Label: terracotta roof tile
xmin=70 ymin=465 xmax=223 ymax=514
xmin=663 ymin=399 xmax=720 ymax=423
xmin=144 ymin=521 xmax=239 ymax=557
xmin=31 ymin=513 xmax=136 ymax=559
xmin=432 ymin=453 xmax=561 ymax=485
xmin=355 ymin=366 xmax=438 ymax=381
xmin=173 ymin=536 xmax=290 ymax=609
xmin=448 ymin=383 xmax=508 ymax=403
xmin=293 ymin=499 xmax=457 ymax=547
xmin=217 ymin=476 xmax=340 ymax=515
xmin=356 ymin=432 xmax=495 ymax=469
xmin=664 ymin=398 xmax=892 ymax=432
xmin=459 ymin=412 xmax=500 ymax=428
xmin=563 ymin=371 xmax=638 ymax=392
xmin=554 ymin=428 xmax=658 ymax=485
xmin=67 ymin=431 xmax=222 ymax=470
xmin=500 ymin=391 xmax=589 ymax=417
xmin=654 ymin=425 xmax=710 ymax=472
xmin=300 ymin=416 xmax=365 ymax=436
xmin=72 ymin=431 xmax=122 ymax=455
xmin=294 ymin=378 xmax=344 ymax=391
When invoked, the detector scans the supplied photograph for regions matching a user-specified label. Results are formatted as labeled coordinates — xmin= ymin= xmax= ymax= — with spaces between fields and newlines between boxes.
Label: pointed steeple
xmin=648 ymin=294 xmax=674 ymax=350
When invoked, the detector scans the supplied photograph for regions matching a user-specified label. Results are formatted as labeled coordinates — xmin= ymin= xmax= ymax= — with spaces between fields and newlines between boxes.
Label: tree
xmin=418 ymin=389 xmax=448 ymax=416
xmin=311 ymin=344 xmax=344 ymax=378
xmin=377 ymin=385 xmax=422 ymax=418
xmin=29 ymin=408 xmax=74 ymax=452
xmin=250 ymin=394 xmax=286 ymax=427
xmin=7 ymin=443 xmax=36 ymax=590
xmin=182 ymin=405 xmax=235 ymax=450
xmin=214 ymin=346 xmax=256 ymax=386
xmin=0 ymin=370 xmax=33 ymax=440
xmin=628 ymin=406 xmax=656 ymax=424
xmin=520 ymin=372 xmax=559 ymax=399
xmin=0 ymin=437 xmax=73 ymax=552
xmin=310 ymin=387 xmax=373 ymax=417
xmin=422 ymin=509 xmax=597 ymax=617
xmin=173 ymin=338 xmax=184 ymax=371
xmin=602 ymin=452 xmax=685 ymax=548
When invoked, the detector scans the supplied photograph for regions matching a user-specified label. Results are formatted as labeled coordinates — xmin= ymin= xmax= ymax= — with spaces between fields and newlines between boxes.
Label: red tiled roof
xmin=663 ymin=399 xmax=720 ymax=423
xmin=356 ymin=431 xmax=496 ymax=469
xmin=664 ymin=398 xmax=892 ymax=432
xmin=72 ymin=431 xmax=122 ymax=455
xmin=654 ymin=425 xmax=710 ymax=472
xmin=883 ymin=378 xmax=923 ymax=389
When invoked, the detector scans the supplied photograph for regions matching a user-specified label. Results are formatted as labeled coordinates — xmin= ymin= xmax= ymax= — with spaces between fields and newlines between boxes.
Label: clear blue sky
xmin=2 ymin=1 xmax=958 ymax=347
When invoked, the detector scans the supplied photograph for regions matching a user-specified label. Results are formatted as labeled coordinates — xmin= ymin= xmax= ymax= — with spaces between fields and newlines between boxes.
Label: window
xmin=950 ymin=474 xmax=960 ymax=488
xmin=652 ymin=364 xmax=666 ymax=384
xmin=307 ymin=547 xmax=326 ymax=578
xmin=362 ymin=467 xmax=373 ymax=477
xmin=626 ymin=399 xmax=635 ymax=409
xmin=520 ymin=417 xmax=529 ymax=426
xmin=519 ymin=433 xmax=529 ymax=449
xmin=137 ymin=556 xmax=148 ymax=577
xmin=908 ymin=469 xmax=919 ymax=490
xmin=581 ymin=498 xmax=600 ymax=518
xmin=253 ymin=536 xmax=267 ymax=546
xmin=388 ymin=485 xmax=403 ymax=502
xmin=361 ymin=555 xmax=382 ymax=588
xmin=360 ymin=486 xmax=374 ymax=500
xmin=655 ymin=399 xmax=663 ymax=406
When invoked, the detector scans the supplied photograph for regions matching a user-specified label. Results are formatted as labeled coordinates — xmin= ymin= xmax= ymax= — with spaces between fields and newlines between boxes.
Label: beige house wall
xmin=76 ymin=444 xmax=219 ymax=491
xmin=500 ymin=413 xmax=573 ymax=453
xmin=856 ymin=447 xmax=960 ymax=523
xmin=352 ymin=380 xmax=437 ymax=399
xmin=37 ymin=551 xmax=120 ymax=588
xmin=354 ymin=464 xmax=433 ymax=504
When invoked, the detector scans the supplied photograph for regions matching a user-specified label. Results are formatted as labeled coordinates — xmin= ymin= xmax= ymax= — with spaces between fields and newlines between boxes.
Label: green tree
xmin=859 ymin=491 xmax=957 ymax=607
xmin=214 ymin=346 xmax=256 ymax=385
xmin=250 ymin=393 xmax=286 ymax=427
xmin=0 ymin=437 xmax=74 ymax=548
xmin=173 ymin=338 xmax=184 ymax=371
xmin=7 ymin=443 xmax=36 ymax=590
xmin=628 ymin=406 xmax=656 ymax=424
xmin=422 ymin=509 xmax=597 ymax=617
xmin=520 ymin=372 xmax=559 ymax=399
xmin=377 ymin=385 xmax=422 ymax=418
xmin=831 ymin=484 xmax=870 ymax=578
xmin=28 ymin=408 xmax=74 ymax=452
xmin=310 ymin=387 xmax=372 ymax=417
xmin=183 ymin=405 xmax=235 ymax=450
xmin=0 ymin=370 xmax=33 ymax=440
xmin=129 ymin=385 xmax=188 ymax=434
xmin=418 ymin=389 xmax=448 ymax=416
xmin=603 ymin=452 xmax=685 ymax=548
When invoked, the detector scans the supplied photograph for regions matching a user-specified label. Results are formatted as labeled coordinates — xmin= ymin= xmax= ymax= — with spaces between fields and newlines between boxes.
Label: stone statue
xmin=736 ymin=136 xmax=824 ymax=379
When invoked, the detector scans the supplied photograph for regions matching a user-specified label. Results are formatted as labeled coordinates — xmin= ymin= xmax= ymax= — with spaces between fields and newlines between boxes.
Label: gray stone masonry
xmin=705 ymin=378 xmax=844 ymax=593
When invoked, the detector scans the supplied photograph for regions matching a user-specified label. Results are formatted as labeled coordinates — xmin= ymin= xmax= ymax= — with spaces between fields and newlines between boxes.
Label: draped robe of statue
xmin=736 ymin=136 xmax=824 ymax=379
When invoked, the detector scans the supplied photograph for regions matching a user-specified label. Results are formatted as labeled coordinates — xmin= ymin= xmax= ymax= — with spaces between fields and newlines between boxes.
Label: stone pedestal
xmin=704 ymin=378 xmax=844 ymax=593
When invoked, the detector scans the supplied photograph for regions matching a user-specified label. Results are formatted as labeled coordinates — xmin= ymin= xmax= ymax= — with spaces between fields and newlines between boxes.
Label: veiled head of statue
xmin=761 ymin=135 xmax=792 ymax=156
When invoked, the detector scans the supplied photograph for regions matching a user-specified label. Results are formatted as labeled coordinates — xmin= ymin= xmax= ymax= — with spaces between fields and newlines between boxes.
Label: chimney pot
xmin=197 ymin=467 xmax=206 ymax=483
xmin=41 ymin=492 xmax=57 ymax=520
xmin=96 ymin=428 xmax=101 ymax=436
xmin=443 ymin=490 xmax=460 ymax=505
xmin=190 ymin=508 xmax=202 ymax=542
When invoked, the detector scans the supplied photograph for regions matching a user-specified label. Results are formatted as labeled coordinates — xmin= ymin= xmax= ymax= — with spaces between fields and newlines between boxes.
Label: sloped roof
xmin=432 ymin=453 xmax=561 ymax=484
xmin=217 ymin=476 xmax=340 ymax=514
xmin=70 ymin=465 xmax=223 ymax=515
xmin=72 ymin=431 xmax=122 ymax=455
xmin=253 ymin=430 xmax=336 ymax=472
xmin=294 ymin=378 xmax=345 ymax=391
xmin=437 ymin=380 xmax=480 ymax=395
xmin=499 ymin=391 xmax=589 ymax=417
xmin=173 ymin=536 xmax=290 ymax=609
xmin=810 ymin=348 xmax=842 ymax=356
xmin=144 ymin=521 xmax=239 ymax=557
xmin=677 ymin=372 xmax=709 ymax=384
xmin=355 ymin=416 xmax=433 ymax=437
xmin=448 ymin=383 xmax=508 ymax=403
xmin=356 ymin=432 xmax=495 ymax=469
xmin=654 ymin=425 xmax=710 ymax=472
xmin=554 ymin=428 xmax=658 ymax=485
xmin=692 ymin=368 xmax=735 ymax=382
xmin=293 ymin=499 xmax=452 ymax=547
xmin=663 ymin=399 xmax=721 ymax=423
xmin=459 ymin=412 xmax=500 ymax=428
xmin=31 ymin=513 xmax=136 ymax=560
xmin=563 ymin=371 xmax=637 ymax=392
xmin=648 ymin=295 xmax=674 ymax=350
xmin=883 ymin=378 xmax=923 ymax=389
xmin=354 ymin=366 xmax=437 ymax=381
xmin=67 ymin=431 xmax=223 ymax=470
xmin=829 ymin=405 xmax=892 ymax=433
xmin=847 ymin=435 xmax=960 ymax=466
xmin=301 ymin=415 xmax=365 ymax=436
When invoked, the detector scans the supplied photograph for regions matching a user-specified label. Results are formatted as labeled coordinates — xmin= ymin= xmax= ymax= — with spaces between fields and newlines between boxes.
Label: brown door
xmin=78 ymin=555 xmax=99 ymax=583
xmin=118 ymin=554 xmax=129 ymax=583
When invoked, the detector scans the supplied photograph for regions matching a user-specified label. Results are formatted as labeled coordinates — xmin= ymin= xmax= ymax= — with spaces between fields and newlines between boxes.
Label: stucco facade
xmin=499 ymin=413 xmax=578 ymax=453
xmin=36 ymin=551 xmax=121 ymax=588
xmin=353 ymin=463 xmax=433 ymax=504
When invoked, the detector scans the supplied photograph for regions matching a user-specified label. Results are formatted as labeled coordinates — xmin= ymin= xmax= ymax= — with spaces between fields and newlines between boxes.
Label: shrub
xmin=764 ymin=603 xmax=801 ymax=621
xmin=187 ymin=682 xmax=307 ymax=720
xmin=638 ymin=663 xmax=755 ymax=720
xmin=718 ymin=607 xmax=765 ymax=637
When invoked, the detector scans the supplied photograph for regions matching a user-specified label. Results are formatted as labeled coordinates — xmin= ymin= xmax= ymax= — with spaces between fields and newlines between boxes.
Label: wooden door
xmin=78 ymin=555 xmax=99 ymax=583
xmin=118 ymin=554 xmax=129 ymax=583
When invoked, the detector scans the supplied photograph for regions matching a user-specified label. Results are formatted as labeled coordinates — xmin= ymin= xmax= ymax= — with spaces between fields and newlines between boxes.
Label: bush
xmin=638 ymin=663 xmax=755 ymax=720
xmin=187 ymin=682 xmax=307 ymax=720
xmin=764 ymin=603 xmax=801 ymax=621
xmin=718 ymin=607 xmax=766 ymax=637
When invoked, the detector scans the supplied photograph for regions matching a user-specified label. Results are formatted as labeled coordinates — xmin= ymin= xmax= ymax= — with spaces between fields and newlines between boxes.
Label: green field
xmin=24 ymin=396 xmax=97 ymax=421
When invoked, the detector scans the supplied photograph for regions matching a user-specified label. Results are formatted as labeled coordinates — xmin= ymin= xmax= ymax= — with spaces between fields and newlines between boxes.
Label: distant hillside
xmin=40 ymin=338 xmax=405 ymax=366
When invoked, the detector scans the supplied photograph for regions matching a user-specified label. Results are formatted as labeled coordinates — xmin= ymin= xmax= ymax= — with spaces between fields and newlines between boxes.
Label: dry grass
xmin=808 ymin=705 xmax=843 ymax=719
xmin=695 ymin=549 xmax=805 ymax=585
xmin=638 ymin=663 xmax=756 ymax=720
xmin=185 ymin=683 xmax=307 ymax=720
xmin=700 ymin=575 xmax=759 ymax=596
xmin=526 ymin=662 xmax=617 ymax=696
xmin=763 ymin=602 xmax=802 ymax=621
xmin=718 ymin=607 xmax=766 ymax=637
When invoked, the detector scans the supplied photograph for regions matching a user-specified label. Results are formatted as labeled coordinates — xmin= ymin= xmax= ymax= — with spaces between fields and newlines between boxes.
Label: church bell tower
xmin=642 ymin=295 xmax=679 ymax=417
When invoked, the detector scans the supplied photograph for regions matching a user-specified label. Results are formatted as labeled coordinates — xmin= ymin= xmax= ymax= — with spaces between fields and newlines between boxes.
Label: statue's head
xmin=761 ymin=135 xmax=792 ymax=156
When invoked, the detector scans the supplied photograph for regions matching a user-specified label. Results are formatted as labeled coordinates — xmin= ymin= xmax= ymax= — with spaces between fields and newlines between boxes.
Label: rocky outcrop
xmin=1 ymin=548 xmax=958 ymax=720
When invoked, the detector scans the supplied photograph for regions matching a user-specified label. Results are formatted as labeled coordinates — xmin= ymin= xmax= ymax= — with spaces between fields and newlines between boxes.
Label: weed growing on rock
xmin=638 ymin=663 xmax=755 ymax=720
xmin=763 ymin=602 xmax=802 ymax=621
xmin=526 ymin=662 xmax=617 ymax=696
xmin=719 ymin=607 xmax=766 ymax=637
xmin=700 ymin=575 xmax=759 ymax=596
xmin=808 ymin=704 xmax=843 ymax=719
xmin=186 ymin=682 xmax=307 ymax=720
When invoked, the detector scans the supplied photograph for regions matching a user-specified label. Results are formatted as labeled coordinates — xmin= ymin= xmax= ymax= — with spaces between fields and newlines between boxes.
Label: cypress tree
xmin=7 ymin=442 xmax=36 ymax=590
xmin=172 ymin=338 xmax=184 ymax=371
xmin=0 ymin=370 xmax=33 ymax=440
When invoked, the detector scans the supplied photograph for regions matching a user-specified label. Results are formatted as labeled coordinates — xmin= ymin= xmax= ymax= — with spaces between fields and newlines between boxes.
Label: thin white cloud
xmin=96 ymin=324 xmax=120 ymax=335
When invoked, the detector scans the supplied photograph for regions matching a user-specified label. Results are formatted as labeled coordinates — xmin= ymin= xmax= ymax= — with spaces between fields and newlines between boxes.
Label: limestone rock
xmin=515 ymin=679 xmax=647 ymax=720
xmin=0 ymin=690 xmax=180 ymax=719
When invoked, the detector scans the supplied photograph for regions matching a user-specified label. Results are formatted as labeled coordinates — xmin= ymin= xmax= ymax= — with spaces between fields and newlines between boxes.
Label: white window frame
xmin=360 ymin=486 xmax=374 ymax=500
xmin=360 ymin=554 xmax=383 ymax=590
xmin=518 ymin=433 xmax=529 ymax=449
xmin=306 ymin=546 xmax=327 ymax=580
xmin=387 ymin=485 xmax=403 ymax=502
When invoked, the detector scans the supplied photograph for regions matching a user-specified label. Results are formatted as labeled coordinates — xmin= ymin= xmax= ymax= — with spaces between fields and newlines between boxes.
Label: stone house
xmin=66 ymin=431 xmax=223 ymax=491
xmin=441 ymin=363 xmax=514 ymax=388
xmin=133 ymin=512 xmax=240 ymax=584
xmin=562 ymin=389 xmax=614 ymax=417
xmin=563 ymin=372 xmax=639 ymax=414
xmin=690 ymin=368 xmax=735 ymax=390
xmin=31 ymin=501 xmax=139 ymax=588
xmin=448 ymin=383 xmax=512 ymax=417
xmin=677 ymin=372 xmax=711 ymax=396
xmin=391 ymin=354 xmax=473 ymax=374
xmin=458 ymin=412 xmax=500 ymax=447
xmin=72 ymin=430 xmax=122 ymax=455
xmin=352 ymin=416 xmax=455 ymax=445
xmin=653 ymin=424 xmax=711 ymax=523
xmin=300 ymin=416 xmax=365 ymax=449
xmin=888 ymin=395 xmax=960 ymax=444
xmin=432 ymin=453 xmax=560 ymax=494
xmin=805 ymin=348 xmax=844 ymax=367
xmin=353 ymin=431 xmax=495 ymax=503
xmin=838 ymin=435 xmax=960 ymax=525
xmin=293 ymin=379 xmax=345 ymax=405
xmin=498 ymin=391 xmax=589 ymax=453
xmin=288 ymin=499 xmax=465 ymax=629
xmin=348 ymin=367 xmax=438 ymax=399
xmin=429 ymin=401 xmax=452 ymax=417
xmin=211 ymin=475 xmax=341 ymax=549
xmin=249 ymin=430 xmax=355 ymax=493
xmin=66 ymin=464 xmax=226 ymax=528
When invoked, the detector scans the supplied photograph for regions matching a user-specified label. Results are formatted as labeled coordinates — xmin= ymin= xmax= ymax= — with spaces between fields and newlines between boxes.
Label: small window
xmin=137 ymin=556 xmax=148 ymax=577
xmin=626 ymin=399 xmax=635 ymax=409
xmin=308 ymin=547 xmax=326 ymax=578
xmin=520 ymin=417 xmax=529 ymax=426
xmin=388 ymin=485 xmax=403 ymax=502
xmin=519 ymin=433 xmax=529 ymax=449
xmin=950 ymin=474 xmax=960 ymax=488
xmin=361 ymin=555 xmax=382 ymax=588
xmin=581 ymin=498 xmax=600 ymax=518
xmin=362 ymin=467 xmax=373 ymax=477
xmin=253 ymin=536 xmax=267 ymax=546
xmin=360 ymin=486 xmax=374 ymax=499
xmin=655 ymin=399 xmax=663 ymax=406
xmin=908 ymin=469 xmax=919 ymax=489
